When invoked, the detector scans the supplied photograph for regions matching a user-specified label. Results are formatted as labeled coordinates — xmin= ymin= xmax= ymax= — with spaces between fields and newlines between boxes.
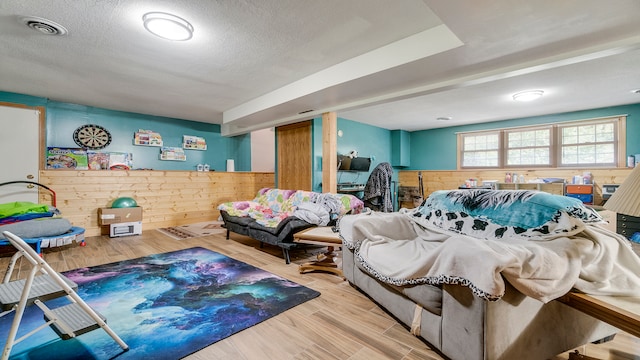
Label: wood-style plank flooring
xmin=1 ymin=230 xmax=639 ymax=359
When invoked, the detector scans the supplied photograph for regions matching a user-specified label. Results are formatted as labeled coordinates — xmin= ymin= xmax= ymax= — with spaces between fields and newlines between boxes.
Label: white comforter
xmin=340 ymin=212 xmax=640 ymax=303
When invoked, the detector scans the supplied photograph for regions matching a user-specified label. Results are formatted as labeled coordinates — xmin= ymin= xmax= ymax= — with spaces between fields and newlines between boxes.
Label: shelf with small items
xmin=159 ymin=146 xmax=186 ymax=161
xmin=182 ymin=135 xmax=207 ymax=150
xmin=133 ymin=129 xmax=163 ymax=147
xmin=494 ymin=182 xmax=564 ymax=195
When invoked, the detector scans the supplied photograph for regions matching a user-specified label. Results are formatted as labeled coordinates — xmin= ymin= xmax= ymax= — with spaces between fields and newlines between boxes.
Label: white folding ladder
xmin=0 ymin=231 xmax=129 ymax=360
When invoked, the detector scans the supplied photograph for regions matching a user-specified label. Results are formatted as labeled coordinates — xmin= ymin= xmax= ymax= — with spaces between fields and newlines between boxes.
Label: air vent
xmin=22 ymin=16 xmax=68 ymax=36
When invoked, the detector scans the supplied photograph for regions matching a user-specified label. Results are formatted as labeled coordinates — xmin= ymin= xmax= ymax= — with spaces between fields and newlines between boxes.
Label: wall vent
xmin=22 ymin=16 xmax=68 ymax=36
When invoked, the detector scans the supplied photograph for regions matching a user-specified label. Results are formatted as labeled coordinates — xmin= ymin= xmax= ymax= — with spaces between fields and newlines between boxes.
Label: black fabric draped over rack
xmin=362 ymin=162 xmax=393 ymax=212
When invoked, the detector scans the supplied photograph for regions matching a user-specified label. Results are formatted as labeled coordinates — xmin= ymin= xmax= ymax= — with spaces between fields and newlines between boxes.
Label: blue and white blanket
xmin=340 ymin=190 xmax=640 ymax=302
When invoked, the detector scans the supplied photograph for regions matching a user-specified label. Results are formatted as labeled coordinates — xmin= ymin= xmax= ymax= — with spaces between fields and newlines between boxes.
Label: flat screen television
xmin=337 ymin=155 xmax=351 ymax=171
xmin=337 ymin=155 xmax=371 ymax=172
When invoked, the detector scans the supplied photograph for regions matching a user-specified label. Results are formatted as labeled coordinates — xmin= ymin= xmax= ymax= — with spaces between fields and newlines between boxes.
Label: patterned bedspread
xmin=340 ymin=190 xmax=640 ymax=302
xmin=218 ymin=188 xmax=364 ymax=228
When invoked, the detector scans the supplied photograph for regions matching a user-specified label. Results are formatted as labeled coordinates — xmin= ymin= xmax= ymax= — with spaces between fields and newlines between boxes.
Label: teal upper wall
xmin=0 ymin=92 xmax=48 ymax=107
xmin=6 ymin=89 xmax=637 ymax=175
xmin=311 ymin=119 xmax=323 ymax=192
xmin=0 ymin=91 xmax=251 ymax=171
xmin=409 ymin=103 xmax=640 ymax=170
xmin=312 ymin=117 xmax=396 ymax=193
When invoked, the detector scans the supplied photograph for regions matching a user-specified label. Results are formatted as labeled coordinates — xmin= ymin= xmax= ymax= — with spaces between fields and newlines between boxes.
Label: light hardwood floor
xmin=1 ymin=231 xmax=639 ymax=359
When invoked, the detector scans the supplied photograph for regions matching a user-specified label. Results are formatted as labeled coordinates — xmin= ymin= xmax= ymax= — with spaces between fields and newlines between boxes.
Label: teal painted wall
xmin=312 ymin=117 xmax=397 ymax=193
xmin=8 ymin=88 xmax=635 ymax=175
xmin=311 ymin=118 xmax=323 ymax=192
xmin=0 ymin=91 xmax=251 ymax=171
xmin=391 ymin=129 xmax=410 ymax=167
xmin=409 ymin=103 xmax=640 ymax=170
xmin=0 ymin=92 xmax=47 ymax=107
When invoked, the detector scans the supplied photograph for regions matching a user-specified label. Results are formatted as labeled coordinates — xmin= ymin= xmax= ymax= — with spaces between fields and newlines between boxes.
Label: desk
xmin=293 ymin=227 xmax=343 ymax=278
xmin=557 ymin=292 xmax=640 ymax=338
xmin=337 ymin=187 xmax=364 ymax=193
xmin=337 ymin=184 xmax=365 ymax=199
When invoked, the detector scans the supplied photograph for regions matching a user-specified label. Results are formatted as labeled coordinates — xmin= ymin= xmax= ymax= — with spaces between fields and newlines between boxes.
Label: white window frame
xmin=504 ymin=125 xmax=554 ymax=168
xmin=459 ymin=130 xmax=501 ymax=168
xmin=458 ymin=116 xmax=626 ymax=169
xmin=556 ymin=118 xmax=619 ymax=168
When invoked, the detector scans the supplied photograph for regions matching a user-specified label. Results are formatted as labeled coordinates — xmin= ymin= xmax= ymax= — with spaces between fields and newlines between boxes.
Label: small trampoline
xmin=0 ymin=181 xmax=86 ymax=254
xmin=0 ymin=226 xmax=85 ymax=255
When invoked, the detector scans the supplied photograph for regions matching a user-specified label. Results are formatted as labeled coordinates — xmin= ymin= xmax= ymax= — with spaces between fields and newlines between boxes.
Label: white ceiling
xmin=1 ymin=1 xmax=640 ymax=136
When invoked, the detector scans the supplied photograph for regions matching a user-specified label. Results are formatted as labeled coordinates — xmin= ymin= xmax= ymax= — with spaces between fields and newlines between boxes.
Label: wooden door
xmin=0 ymin=103 xmax=44 ymax=203
xmin=276 ymin=121 xmax=312 ymax=190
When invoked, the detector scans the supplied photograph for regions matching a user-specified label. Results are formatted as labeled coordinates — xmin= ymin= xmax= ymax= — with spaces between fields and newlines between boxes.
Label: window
xmin=459 ymin=116 xmax=624 ymax=169
xmin=558 ymin=120 xmax=616 ymax=166
xmin=461 ymin=132 xmax=500 ymax=167
xmin=506 ymin=126 xmax=551 ymax=166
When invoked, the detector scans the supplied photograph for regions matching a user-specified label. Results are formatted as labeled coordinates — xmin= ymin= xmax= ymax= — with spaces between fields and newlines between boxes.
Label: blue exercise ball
xmin=111 ymin=197 xmax=138 ymax=208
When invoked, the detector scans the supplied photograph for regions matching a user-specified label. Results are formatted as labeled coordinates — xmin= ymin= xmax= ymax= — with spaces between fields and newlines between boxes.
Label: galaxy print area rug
xmin=1 ymin=247 xmax=320 ymax=360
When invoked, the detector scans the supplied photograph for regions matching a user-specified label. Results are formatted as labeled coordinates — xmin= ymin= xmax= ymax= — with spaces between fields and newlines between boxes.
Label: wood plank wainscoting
xmin=38 ymin=170 xmax=275 ymax=237
xmin=35 ymin=168 xmax=633 ymax=236
xmin=398 ymin=168 xmax=633 ymax=207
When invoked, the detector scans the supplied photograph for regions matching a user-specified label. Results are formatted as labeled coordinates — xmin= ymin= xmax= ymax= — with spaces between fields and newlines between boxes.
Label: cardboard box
xmin=109 ymin=221 xmax=142 ymax=238
xmin=46 ymin=147 xmax=89 ymax=170
xmin=99 ymin=207 xmax=143 ymax=225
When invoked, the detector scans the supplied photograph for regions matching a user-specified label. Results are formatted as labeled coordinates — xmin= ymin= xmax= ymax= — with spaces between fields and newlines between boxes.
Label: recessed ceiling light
xmin=436 ymin=117 xmax=452 ymax=121
xmin=631 ymin=89 xmax=640 ymax=94
xmin=143 ymin=12 xmax=193 ymax=41
xmin=513 ymin=90 xmax=544 ymax=102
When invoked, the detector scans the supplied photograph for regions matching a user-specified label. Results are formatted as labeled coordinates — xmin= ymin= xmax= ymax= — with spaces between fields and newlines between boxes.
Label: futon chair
xmin=0 ymin=231 xmax=129 ymax=360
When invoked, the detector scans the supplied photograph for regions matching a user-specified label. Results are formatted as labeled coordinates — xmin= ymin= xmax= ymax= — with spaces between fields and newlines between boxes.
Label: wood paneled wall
xmin=398 ymin=168 xmax=634 ymax=206
xmin=35 ymin=168 xmax=633 ymax=237
xmin=38 ymin=170 xmax=275 ymax=237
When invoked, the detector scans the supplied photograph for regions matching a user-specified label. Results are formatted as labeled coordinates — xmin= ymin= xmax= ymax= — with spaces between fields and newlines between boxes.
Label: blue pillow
xmin=412 ymin=190 xmax=603 ymax=240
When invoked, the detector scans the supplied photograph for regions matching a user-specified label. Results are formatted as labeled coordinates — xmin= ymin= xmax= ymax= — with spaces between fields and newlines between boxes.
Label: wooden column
xmin=322 ymin=112 xmax=337 ymax=193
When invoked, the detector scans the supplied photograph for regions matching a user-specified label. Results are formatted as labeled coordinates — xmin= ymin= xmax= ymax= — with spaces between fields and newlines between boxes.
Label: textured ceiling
xmin=1 ymin=0 xmax=640 ymax=135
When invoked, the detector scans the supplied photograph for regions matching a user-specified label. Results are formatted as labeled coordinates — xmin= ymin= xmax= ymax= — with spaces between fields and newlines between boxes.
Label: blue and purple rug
xmin=1 ymin=247 xmax=320 ymax=359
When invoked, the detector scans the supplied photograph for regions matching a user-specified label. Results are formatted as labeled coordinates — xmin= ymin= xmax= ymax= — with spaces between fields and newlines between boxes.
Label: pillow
xmin=0 ymin=217 xmax=72 ymax=240
xmin=411 ymin=189 xmax=603 ymax=240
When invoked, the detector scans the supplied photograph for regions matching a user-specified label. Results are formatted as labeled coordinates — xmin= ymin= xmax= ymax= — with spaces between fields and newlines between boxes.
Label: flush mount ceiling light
xmin=22 ymin=16 xmax=68 ymax=36
xmin=143 ymin=12 xmax=193 ymax=41
xmin=512 ymin=90 xmax=544 ymax=102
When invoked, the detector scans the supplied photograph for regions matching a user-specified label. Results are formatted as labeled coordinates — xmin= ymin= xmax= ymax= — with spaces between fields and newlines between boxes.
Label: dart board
xmin=73 ymin=124 xmax=112 ymax=150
